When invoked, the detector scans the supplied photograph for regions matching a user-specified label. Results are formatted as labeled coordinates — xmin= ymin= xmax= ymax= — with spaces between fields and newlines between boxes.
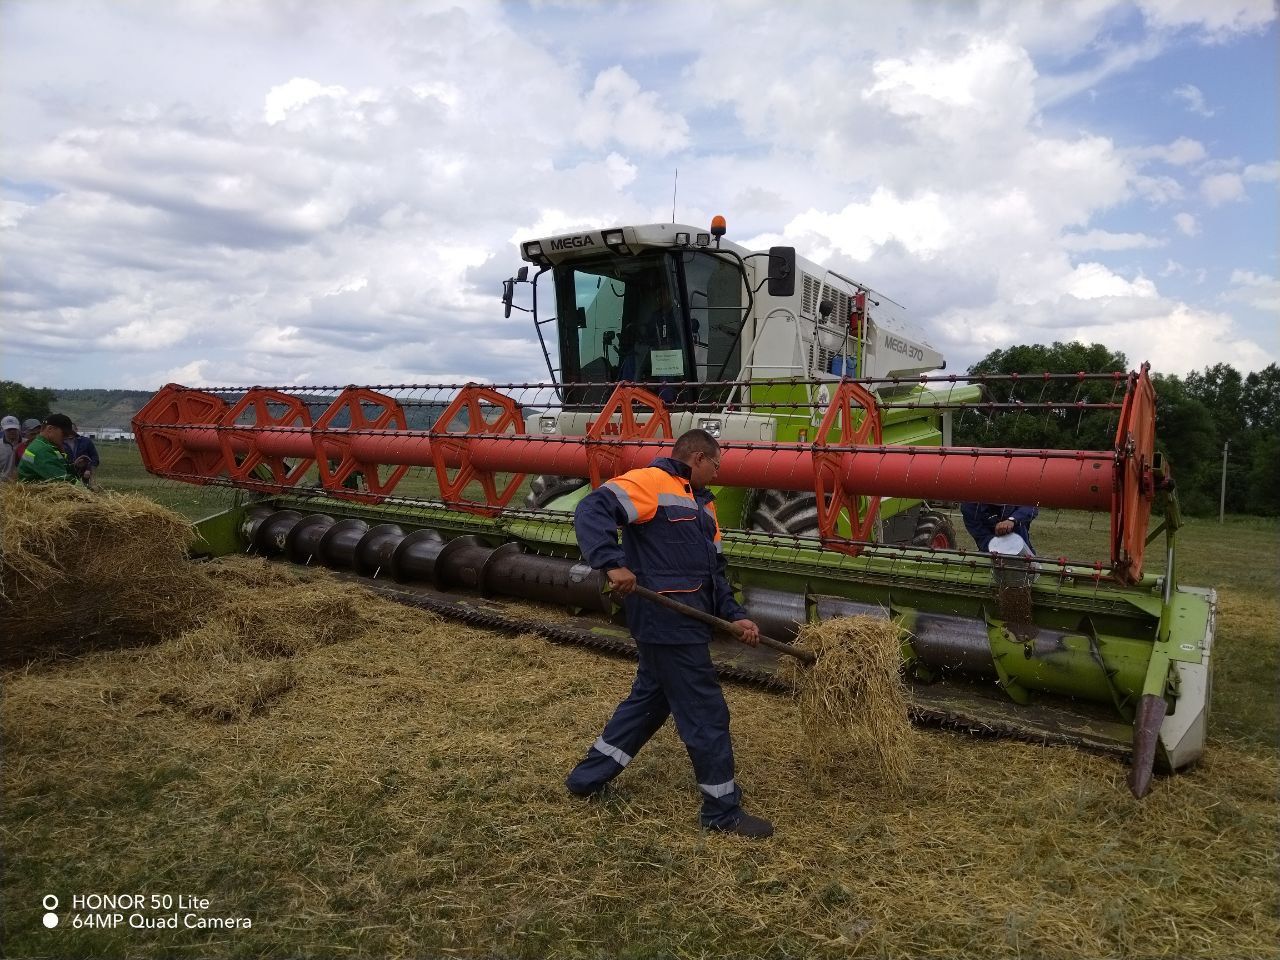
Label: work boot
xmin=565 ymin=775 xmax=603 ymax=799
xmin=707 ymin=812 xmax=774 ymax=839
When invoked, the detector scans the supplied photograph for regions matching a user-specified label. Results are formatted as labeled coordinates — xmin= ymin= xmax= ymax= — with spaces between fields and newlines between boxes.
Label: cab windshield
xmin=542 ymin=250 xmax=744 ymax=407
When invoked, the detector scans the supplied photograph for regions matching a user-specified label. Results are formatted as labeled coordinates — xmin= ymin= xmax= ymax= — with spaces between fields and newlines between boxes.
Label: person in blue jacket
xmin=961 ymin=502 xmax=1039 ymax=553
xmin=63 ymin=426 xmax=100 ymax=483
xmin=566 ymin=429 xmax=774 ymax=838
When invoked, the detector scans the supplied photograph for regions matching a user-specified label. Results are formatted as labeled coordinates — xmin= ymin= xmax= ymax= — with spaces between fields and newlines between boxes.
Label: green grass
xmin=95 ymin=442 xmax=239 ymax=520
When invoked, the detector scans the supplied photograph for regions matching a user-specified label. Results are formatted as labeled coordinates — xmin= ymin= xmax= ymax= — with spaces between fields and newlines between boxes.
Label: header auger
xmin=132 ymin=217 xmax=1214 ymax=798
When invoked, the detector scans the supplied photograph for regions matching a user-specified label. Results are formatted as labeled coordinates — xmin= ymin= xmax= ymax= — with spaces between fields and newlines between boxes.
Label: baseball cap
xmin=21 ymin=418 xmax=41 ymax=432
xmin=1 ymin=415 xmax=19 ymax=431
xmin=44 ymin=413 xmax=74 ymax=433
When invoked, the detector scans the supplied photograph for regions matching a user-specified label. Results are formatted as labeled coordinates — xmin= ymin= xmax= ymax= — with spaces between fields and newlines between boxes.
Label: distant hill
xmin=51 ymin=389 xmax=155 ymax=431
xmin=49 ymin=389 xmax=456 ymax=432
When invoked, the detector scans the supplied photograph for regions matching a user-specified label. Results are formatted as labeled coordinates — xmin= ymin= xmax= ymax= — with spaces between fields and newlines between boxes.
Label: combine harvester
xmin=133 ymin=218 xmax=1215 ymax=798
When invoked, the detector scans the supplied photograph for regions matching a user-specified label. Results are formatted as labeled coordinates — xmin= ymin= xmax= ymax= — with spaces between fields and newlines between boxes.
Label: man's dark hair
xmin=672 ymin=428 xmax=719 ymax=461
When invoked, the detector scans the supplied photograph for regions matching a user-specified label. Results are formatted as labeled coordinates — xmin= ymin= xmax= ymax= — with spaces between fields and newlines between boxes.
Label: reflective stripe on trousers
xmin=592 ymin=737 xmax=632 ymax=767
xmin=699 ymin=779 xmax=737 ymax=799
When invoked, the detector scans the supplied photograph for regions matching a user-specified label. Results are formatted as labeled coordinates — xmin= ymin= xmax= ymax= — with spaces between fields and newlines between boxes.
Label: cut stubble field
xmin=2 ymin=445 xmax=1277 ymax=959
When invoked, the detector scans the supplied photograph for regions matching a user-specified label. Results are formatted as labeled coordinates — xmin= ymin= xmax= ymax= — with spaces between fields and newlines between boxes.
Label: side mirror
xmin=501 ymin=267 xmax=531 ymax=318
xmin=818 ymin=300 xmax=833 ymax=320
xmin=766 ymin=246 xmax=796 ymax=298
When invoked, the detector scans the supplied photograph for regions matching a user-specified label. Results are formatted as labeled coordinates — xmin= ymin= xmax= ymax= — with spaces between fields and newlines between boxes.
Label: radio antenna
xmin=671 ymin=168 xmax=678 ymax=223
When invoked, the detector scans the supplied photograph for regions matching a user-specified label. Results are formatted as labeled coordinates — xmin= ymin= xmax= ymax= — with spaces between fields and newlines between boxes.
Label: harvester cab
xmin=134 ymin=216 xmax=1217 ymax=800
xmin=503 ymin=219 xmax=943 ymax=387
xmin=503 ymin=218 xmax=962 ymax=547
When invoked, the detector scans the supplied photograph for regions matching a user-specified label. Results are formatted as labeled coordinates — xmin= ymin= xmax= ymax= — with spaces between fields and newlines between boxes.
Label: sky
xmin=0 ymin=0 xmax=1276 ymax=390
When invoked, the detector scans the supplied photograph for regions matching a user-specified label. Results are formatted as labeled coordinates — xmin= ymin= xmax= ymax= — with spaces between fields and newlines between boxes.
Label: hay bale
xmin=0 ymin=482 xmax=434 ymax=719
xmin=0 ymin=484 xmax=205 ymax=659
xmin=790 ymin=615 xmax=915 ymax=790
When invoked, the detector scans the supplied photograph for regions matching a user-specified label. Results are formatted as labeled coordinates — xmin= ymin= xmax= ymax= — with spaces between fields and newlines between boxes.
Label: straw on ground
xmin=2 ymin=484 xmax=1277 ymax=959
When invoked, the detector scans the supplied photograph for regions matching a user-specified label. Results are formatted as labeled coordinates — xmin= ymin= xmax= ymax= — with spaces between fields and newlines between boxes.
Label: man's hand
xmin=606 ymin=566 xmax=637 ymax=597
xmin=732 ymin=619 xmax=761 ymax=647
xmin=995 ymin=519 xmax=1015 ymax=536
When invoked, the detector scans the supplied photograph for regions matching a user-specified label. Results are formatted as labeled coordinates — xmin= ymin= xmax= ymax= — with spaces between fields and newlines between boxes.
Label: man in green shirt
xmin=18 ymin=414 xmax=78 ymax=484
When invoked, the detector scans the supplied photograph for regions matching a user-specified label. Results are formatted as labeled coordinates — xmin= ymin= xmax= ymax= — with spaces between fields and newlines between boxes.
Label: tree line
xmin=0 ymin=381 xmax=57 ymax=423
xmin=952 ymin=343 xmax=1279 ymax=517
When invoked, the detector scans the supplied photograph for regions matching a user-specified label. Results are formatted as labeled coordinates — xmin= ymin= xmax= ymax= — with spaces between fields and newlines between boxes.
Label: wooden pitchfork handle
xmin=626 ymin=584 xmax=816 ymax=665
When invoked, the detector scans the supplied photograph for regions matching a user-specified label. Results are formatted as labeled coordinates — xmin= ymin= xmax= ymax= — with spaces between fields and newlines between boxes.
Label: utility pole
xmin=1219 ymin=439 xmax=1230 ymax=523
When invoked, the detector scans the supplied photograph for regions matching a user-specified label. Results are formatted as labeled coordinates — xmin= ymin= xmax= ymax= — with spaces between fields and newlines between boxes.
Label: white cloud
xmin=604 ymin=152 xmax=638 ymax=190
xmin=101 ymin=317 xmax=191 ymax=350
xmin=1061 ymin=230 xmax=1164 ymax=251
xmin=1133 ymin=174 xmax=1184 ymax=204
xmin=1227 ymin=270 xmax=1280 ymax=312
xmin=781 ymin=189 xmax=955 ymax=262
xmin=865 ymin=39 xmax=1037 ymax=137
xmin=1035 ymin=35 xmax=1165 ymax=106
xmin=1062 ymin=262 xmax=1158 ymax=299
xmin=1133 ymin=136 xmax=1207 ymax=165
xmin=938 ymin=296 xmax=1270 ymax=374
xmin=1137 ymin=0 xmax=1277 ymax=39
xmin=1102 ymin=303 xmax=1271 ymax=372
xmin=0 ymin=0 xmax=1274 ymax=393
xmin=574 ymin=66 xmax=689 ymax=157
xmin=263 ymin=78 xmax=351 ymax=125
xmin=1172 ymin=83 xmax=1215 ymax=116
xmin=245 ymin=324 xmax=315 ymax=358
xmin=0 ymin=198 xmax=34 ymax=230
xmin=156 ymin=360 xmax=210 ymax=388
xmin=1158 ymin=261 xmax=1208 ymax=284
xmin=1244 ymin=160 xmax=1280 ymax=183
xmin=1200 ymin=172 xmax=1246 ymax=205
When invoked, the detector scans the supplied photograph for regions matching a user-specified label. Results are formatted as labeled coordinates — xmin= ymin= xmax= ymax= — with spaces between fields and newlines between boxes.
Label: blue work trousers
xmin=566 ymin=641 xmax=742 ymax=828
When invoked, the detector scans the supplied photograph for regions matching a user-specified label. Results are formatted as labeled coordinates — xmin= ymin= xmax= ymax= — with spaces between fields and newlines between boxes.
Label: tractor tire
xmin=746 ymin=489 xmax=821 ymax=538
xmin=912 ymin=507 xmax=957 ymax=549
xmin=525 ymin=474 xmax=588 ymax=510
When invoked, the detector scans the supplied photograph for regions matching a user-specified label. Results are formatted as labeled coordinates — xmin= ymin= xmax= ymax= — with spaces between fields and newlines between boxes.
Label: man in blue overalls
xmin=960 ymin=502 xmax=1039 ymax=553
xmin=566 ymin=429 xmax=773 ymax=838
